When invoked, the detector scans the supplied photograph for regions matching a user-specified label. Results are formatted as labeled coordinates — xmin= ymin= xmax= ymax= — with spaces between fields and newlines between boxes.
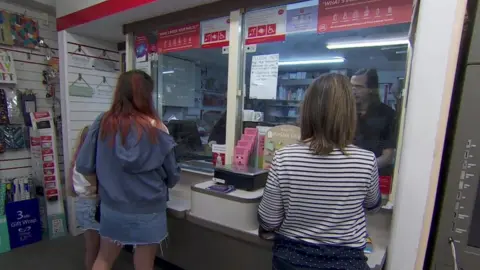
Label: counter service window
xmin=137 ymin=18 xmax=230 ymax=174
xmin=242 ymin=0 xmax=412 ymax=196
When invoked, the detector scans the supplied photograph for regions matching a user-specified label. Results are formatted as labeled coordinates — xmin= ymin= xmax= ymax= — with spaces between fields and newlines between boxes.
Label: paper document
xmin=249 ymin=54 xmax=279 ymax=100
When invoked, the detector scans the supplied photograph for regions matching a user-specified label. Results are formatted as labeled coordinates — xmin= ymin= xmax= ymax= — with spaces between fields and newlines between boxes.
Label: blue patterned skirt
xmin=272 ymin=234 xmax=369 ymax=270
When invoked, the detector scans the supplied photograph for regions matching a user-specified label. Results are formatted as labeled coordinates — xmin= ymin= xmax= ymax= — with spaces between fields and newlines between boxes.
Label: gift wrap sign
xmin=5 ymin=199 xmax=42 ymax=249
xmin=263 ymin=125 xmax=300 ymax=169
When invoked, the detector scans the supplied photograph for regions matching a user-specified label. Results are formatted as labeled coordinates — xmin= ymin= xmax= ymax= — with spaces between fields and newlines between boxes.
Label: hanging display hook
xmin=70 ymin=73 xmax=94 ymax=90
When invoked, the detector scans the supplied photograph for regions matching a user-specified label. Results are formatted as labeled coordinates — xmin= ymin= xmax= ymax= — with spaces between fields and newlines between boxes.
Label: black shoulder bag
xmin=94 ymin=127 xmax=101 ymax=223
xmin=94 ymin=179 xmax=100 ymax=222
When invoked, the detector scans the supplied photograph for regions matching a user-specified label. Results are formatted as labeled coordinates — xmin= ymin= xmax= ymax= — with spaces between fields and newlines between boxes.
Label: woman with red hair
xmin=76 ymin=70 xmax=180 ymax=270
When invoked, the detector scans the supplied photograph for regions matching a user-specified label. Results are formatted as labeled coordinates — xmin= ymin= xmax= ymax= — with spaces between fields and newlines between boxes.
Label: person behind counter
xmin=208 ymin=111 xmax=226 ymax=145
xmin=76 ymin=70 xmax=181 ymax=270
xmin=258 ymin=73 xmax=381 ymax=270
xmin=351 ymin=68 xmax=396 ymax=174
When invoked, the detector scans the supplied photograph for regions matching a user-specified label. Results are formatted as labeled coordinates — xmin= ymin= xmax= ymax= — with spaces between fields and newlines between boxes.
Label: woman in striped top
xmin=258 ymin=73 xmax=381 ymax=270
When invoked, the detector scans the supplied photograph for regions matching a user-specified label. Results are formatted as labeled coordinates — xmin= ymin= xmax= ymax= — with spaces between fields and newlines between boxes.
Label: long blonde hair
xmin=67 ymin=126 xmax=90 ymax=197
xmin=300 ymin=73 xmax=356 ymax=155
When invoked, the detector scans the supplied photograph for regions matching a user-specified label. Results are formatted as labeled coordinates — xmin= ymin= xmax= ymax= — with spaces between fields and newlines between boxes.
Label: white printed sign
xmin=201 ymin=17 xmax=230 ymax=48
xmin=245 ymin=6 xmax=287 ymax=45
xmin=249 ymin=54 xmax=279 ymax=100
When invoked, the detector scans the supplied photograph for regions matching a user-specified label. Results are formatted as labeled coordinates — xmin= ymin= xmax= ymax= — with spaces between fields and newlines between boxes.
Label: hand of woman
xmin=150 ymin=119 xmax=169 ymax=134
xmin=158 ymin=122 xmax=169 ymax=134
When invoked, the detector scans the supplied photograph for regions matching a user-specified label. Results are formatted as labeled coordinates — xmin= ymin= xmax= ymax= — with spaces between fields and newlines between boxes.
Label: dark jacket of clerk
xmin=208 ymin=112 xmax=226 ymax=145
xmin=351 ymin=69 xmax=396 ymax=176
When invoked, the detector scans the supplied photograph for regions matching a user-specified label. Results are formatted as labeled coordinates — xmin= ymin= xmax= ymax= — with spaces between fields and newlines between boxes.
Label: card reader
xmin=213 ymin=165 xmax=268 ymax=191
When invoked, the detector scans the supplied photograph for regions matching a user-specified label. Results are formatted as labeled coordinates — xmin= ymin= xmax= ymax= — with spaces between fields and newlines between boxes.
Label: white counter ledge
xmin=163 ymin=174 xmax=391 ymax=270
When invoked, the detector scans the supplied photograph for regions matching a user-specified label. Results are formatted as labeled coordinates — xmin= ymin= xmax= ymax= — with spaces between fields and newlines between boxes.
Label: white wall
xmin=56 ymin=0 xmax=106 ymax=17
xmin=33 ymin=0 xmax=55 ymax=7
xmin=59 ymin=31 xmax=119 ymax=235
xmin=0 ymin=2 xmax=62 ymax=178
xmin=388 ymin=0 xmax=467 ymax=269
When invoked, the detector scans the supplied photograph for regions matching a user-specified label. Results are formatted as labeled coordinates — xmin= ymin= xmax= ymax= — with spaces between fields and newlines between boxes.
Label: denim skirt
xmin=99 ymin=203 xmax=168 ymax=246
xmin=75 ymin=197 xmax=100 ymax=231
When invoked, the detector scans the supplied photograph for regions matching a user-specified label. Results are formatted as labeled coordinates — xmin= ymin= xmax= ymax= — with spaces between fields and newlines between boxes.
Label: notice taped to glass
xmin=249 ymin=54 xmax=279 ymax=100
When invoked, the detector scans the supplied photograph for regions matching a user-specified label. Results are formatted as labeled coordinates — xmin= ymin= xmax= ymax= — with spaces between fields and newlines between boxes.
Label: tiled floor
xmin=0 ymin=235 xmax=161 ymax=269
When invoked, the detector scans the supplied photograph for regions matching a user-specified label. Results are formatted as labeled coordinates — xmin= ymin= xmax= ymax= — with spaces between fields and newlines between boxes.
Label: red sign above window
xmin=317 ymin=0 xmax=413 ymax=33
xmin=157 ymin=23 xmax=201 ymax=53
xmin=201 ymin=17 xmax=230 ymax=48
xmin=245 ymin=6 xmax=287 ymax=45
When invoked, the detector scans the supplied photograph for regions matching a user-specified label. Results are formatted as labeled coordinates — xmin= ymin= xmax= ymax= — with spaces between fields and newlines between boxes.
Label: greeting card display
xmin=29 ymin=112 xmax=66 ymax=239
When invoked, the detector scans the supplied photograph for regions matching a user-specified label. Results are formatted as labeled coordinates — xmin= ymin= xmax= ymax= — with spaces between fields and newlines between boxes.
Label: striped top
xmin=258 ymin=144 xmax=381 ymax=249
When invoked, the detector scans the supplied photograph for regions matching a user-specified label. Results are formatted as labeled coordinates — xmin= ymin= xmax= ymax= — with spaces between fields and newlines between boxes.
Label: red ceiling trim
xmin=56 ymin=0 xmax=156 ymax=31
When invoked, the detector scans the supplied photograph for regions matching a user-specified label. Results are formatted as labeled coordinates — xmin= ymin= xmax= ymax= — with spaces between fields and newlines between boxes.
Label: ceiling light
xmin=326 ymin=38 xmax=409 ymax=49
xmin=162 ymin=70 xmax=174 ymax=74
xmin=279 ymin=58 xmax=345 ymax=66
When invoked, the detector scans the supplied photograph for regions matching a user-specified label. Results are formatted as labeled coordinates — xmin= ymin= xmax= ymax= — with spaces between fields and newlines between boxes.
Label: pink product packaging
xmin=234 ymin=146 xmax=250 ymax=166
xmin=237 ymin=140 xmax=254 ymax=154
xmin=241 ymin=134 xmax=256 ymax=143
xmin=244 ymin=128 xmax=259 ymax=136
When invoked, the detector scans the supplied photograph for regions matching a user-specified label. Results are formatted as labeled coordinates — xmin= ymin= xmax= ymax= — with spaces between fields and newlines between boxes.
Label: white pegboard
xmin=0 ymin=2 xmax=61 ymax=179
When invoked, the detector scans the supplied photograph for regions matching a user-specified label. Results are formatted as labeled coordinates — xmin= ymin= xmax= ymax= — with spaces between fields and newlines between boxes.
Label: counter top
xmin=191 ymin=180 xmax=264 ymax=203
xmin=185 ymin=209 xmax=391 ymax=270
xmin=167 ymin=172 xmax=391 ymax=269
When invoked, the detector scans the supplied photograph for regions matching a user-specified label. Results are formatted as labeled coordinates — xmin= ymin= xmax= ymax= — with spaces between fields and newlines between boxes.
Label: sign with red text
xmin=201 ymin=17 xmax=230 ymax=48
xmin=245 ymin=6 xmax=287 ymax=45
xmin=317 ymin=0 xmax=413 ymax=33
xmin=157 ymin=23 xmax=201 ymax=53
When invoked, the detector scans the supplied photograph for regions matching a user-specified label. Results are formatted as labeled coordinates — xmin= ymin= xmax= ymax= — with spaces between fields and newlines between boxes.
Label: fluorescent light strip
xmin=279 ymin=58 xmax=345 ymax=66
xmin=326 ymin=39 xmax=409 ymax=50
xmin=162 ymin=70 xmax=174 ymax=74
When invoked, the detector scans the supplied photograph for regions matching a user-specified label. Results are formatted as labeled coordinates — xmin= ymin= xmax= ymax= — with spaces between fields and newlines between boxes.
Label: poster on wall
xmin=135 ymin=33 xmax=158 ymax=62
xmin=9 ymin=13 xmax=39 ymax=48
xmin=249 ymin=54 xmax=279 ymax=100
xmin=0 ymin=11 xmax=13 ymax=46
xmin=201 ymin=17 xmax=230 ymax=48
xmin=245 ymin=6 xmax=287 ymax=45
xmin=157 ymin=23 xmax=201 ymax=53
xmin=0 ymin=50 xmax=17 ymax=84
xmin=317 ymin=0 xmax=413 ymax=33
xmin=286 ymin=5 xmax=318 ymax=33
xmin=135 ymin=36 xmax=148 ymax=62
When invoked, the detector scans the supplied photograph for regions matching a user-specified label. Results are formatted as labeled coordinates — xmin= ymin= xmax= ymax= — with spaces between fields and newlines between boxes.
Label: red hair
xmin=101 ymin=70 xmax=160 ymax=145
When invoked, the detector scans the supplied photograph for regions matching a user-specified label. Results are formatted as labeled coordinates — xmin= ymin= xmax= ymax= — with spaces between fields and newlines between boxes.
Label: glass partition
xmin=241 ymin=0 xmax=411 ymax=194
xmin=156 ymin=46 xmax=228 ymax=172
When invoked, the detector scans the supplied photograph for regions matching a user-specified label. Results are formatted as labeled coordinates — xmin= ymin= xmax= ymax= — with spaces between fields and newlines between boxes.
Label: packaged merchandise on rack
xmin=1 ymin=176 xmax=34 ymax=206
xmin=28 ymin=112 xmax=67 ymax=239
xmin=0 ymin=175 xmax=42 ymax=250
